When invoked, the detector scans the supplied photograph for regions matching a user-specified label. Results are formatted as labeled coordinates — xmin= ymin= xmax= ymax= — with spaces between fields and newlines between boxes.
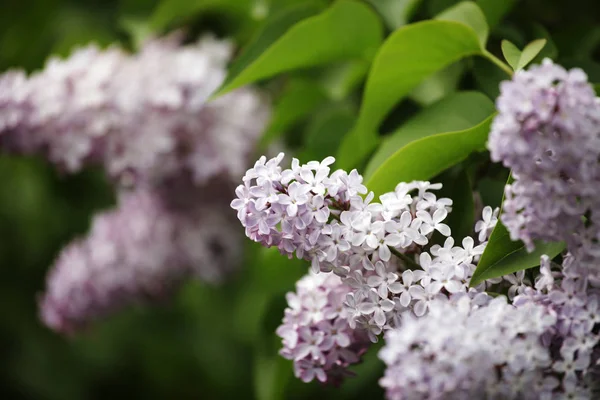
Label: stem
xmin=389 ymin=246 xmax=421 ymax=270
xmin=483 ymin=50 xmax=514 ymax=77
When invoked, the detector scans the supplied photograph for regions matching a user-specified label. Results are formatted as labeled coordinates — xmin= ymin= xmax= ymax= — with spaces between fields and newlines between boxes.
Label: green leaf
xmin=519 ymin=39 xmax=547 ymax=69
xmin=478 ymin=177 xmax=508 ymax=210
xmin=473 ymin=56 xmax=506 ymax=99
xmin=319 ymin=60 xmax=370 ymax=100
xmin=469 ymin=221 xmax=565 ymax=286
xmin=336 ymin=20 xmax=484 ymax=169
xmin=220 ymin=2 xmax=325 ymax=92
xmin=476 ymin=0 xmax=517 ymax=28
xmin=215 ymin=0 xmax=383 ymax=96
xmin=531 ymin=24 xmax=558 ymax=63
xmin=502 ymin=39 xmax=547 ymax=71
xmin=436 ymin=1 xmax=489 ymax=46
xmin=366 ymin=114 xmax=495 ymax=196
xmin=233 ymin=246 xmax=306 ymax=344
xmin=501 ymin=40 xmax=521 ymax=71
xmin=365 ymin=91 xmax=495 ymax=179
xmin=300 ymin=106 xmax=356 ymax=162
xmin=470 ymin=173 xmax=565 ymax=286
xmin=428 ymin=0 xmax=460 ymax=15
xmin=119 ymin=17 xmax=152 ymax=50
xmin=259 ymin=78 xmax=327 ymax=148
xmin=409 ymin=62 xmax=465 ymax=106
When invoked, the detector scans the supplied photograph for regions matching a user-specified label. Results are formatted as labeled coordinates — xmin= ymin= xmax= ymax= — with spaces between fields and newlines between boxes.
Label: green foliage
xmin=436 ymin=167 xmax=475 ymax=241
xmin=476 ymin=0 xmax=517 ymax=28
xmin=260 ymin=77 xmax=328 ymax=148
xmin=150 ymin=0 xmax=252 ymax=32
xmin=470 ymin=221 xmax=565 ymax=286
xmin=501 ymin=38 xmax=547 ymax=71
xmin=471 ymin=174 xmax=564 ymax=286
xmin=300 ymin=105 xmax=355 ymax=162
xmin=366 ymin=114 xmax=495 ymax=196
xmin=365 ymin=0 xmax=423 ymax=29
xmin=336 ymin=19 xmax=484 ymax=169
xmin=436 ymin=1 xmax=489 ymax=45
xmin=364 ymin=91 xmax=495 ymax=179
xmin=215 ymin=0 xmax=384 ymax=96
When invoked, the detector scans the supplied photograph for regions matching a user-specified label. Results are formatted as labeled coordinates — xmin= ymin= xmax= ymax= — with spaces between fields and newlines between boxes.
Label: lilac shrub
xmin=233 ymin=147 xmax=600 ymax=397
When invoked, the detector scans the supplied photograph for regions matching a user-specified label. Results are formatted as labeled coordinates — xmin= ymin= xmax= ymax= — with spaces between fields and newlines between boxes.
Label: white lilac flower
xmin=474 ymin=206 xmax=499 ymax=243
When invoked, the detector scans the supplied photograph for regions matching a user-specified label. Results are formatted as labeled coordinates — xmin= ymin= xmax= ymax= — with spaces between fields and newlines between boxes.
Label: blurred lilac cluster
xmin=0 ymin=34 xmax=269 ymax=332
xmin=488 ymin=59 xmax=600 ymax=256
xmin=0 ymin=34 xmax=267 ymax=187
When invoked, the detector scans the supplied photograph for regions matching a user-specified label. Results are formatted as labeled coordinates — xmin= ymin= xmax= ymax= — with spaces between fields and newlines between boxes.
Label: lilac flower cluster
xmin=235 ymin=154 xmax=505 ymax=383
xmin=512 ymin=255 xmax=600 ymax=398
xmin=488 ymin=59 xmax=600 ymax=252
xmin=379 ymin=295 xmax=557 ymax=399
xmin=376 ymin=250 xmax=600 ymax=399
xmin=276 ymin=272 xmax=370 ymax=385
xmin=0 ymin=34 xmax=268 ymax=187
xmin=232 ymin=153 xmax=457 ymax=276
xmin=237 ymin=154 xmax=600 ymax=395
xmin=0 ymin=35 xmax=270 ymax=332
xmin=41 ymin=188 xmax=242 ymax=333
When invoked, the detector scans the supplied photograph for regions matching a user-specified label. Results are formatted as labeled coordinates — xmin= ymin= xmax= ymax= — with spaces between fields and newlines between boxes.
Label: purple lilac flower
xmin=40 ymin=186 xmax=242 ymax=333
xmin=276 ymin=271 xmax=370 ymax=385
xmin=488 ymin=59 xmax=600 ymax=253
xmin=0 ymin=34 xmax=269 ymax=188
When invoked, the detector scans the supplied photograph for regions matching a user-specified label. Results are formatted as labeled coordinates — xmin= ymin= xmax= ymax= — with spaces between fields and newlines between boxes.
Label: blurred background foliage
xmin=0 ymin=0 xmax=599 ymax=399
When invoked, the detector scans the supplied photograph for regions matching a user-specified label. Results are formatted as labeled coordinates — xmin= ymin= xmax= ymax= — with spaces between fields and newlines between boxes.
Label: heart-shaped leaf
xmin=502 ymin=39 xmax=547 ymax=71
